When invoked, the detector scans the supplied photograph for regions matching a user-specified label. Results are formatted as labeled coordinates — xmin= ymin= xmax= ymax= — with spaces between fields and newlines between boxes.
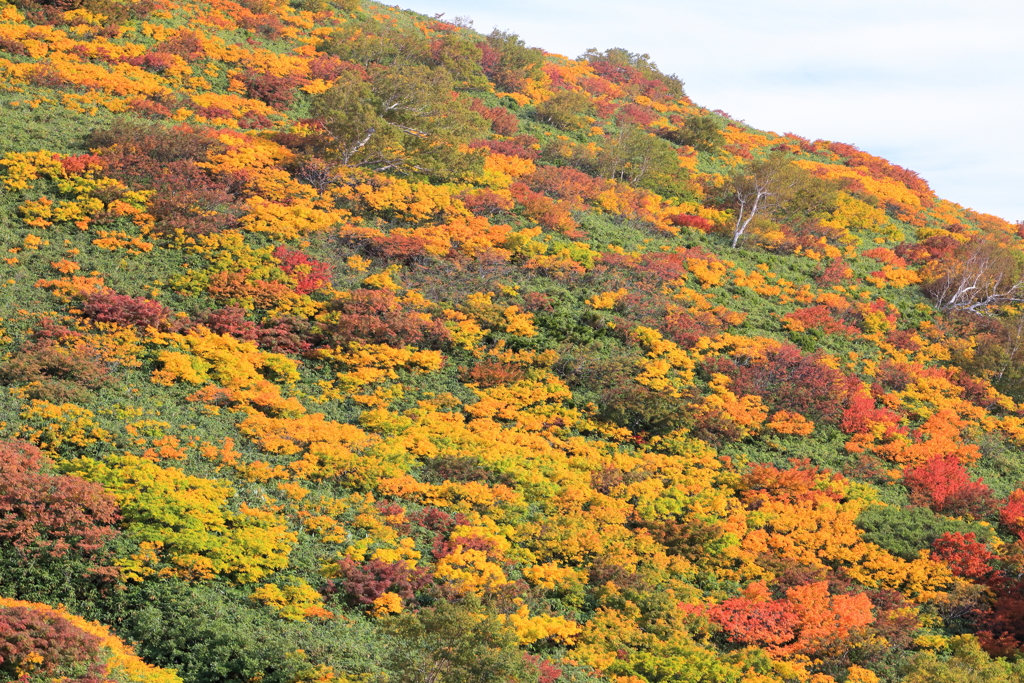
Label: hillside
xmin=2 ymin=0 xmax=1024 ymax=681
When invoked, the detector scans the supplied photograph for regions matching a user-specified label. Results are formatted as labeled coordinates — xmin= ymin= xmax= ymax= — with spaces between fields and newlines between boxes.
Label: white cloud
xmin=397 ymin=0 xmax=1024 ymax=221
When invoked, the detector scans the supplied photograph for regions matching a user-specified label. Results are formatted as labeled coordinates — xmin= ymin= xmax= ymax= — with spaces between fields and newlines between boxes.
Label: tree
xmin=595 ymin=125 xmax=692 ymax=199
xmin=534 ymin=91 xmax=593 ymax=131
xmin=320 ymin=20 xmax=486 ymax=88
xmin=659 ymin=113 xmax=725 ymax=153
xmin=430 ymin=33 xmax=488 ymax=89
xmin=923 ymin=238 xmax=1024 ymax=314
xmin=319 ymin=21 xmax=430 ymax=68
xmin=310 ymin=65 xmax=488 ymax=179
xmin=727 ymin=153 xmax=835 ymax=248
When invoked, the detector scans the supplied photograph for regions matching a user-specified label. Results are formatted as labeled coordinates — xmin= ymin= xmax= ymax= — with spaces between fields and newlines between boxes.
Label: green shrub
xmin=856 ymin=503 xmax=994 ymax=561
xmin=381 ymin=599 xmax=538 ymax=683
xmin=113 ymin=581 xmax=384 ymax=683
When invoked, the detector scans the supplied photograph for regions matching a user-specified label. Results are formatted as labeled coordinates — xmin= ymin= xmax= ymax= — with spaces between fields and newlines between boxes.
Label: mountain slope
xmin=2 ymin=0 xmax=1024 ymax=681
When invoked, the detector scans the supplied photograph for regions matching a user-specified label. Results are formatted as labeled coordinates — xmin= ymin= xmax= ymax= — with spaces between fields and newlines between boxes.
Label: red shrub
xmin=408 ymin=507 xmax=466 ymax=533
xmin=95 ymin=130 xmax=242 ymax=233
xmin=841 ymin=387 xmax=902 ymax=436
xmin=864 ymin=589 xmax=918 ymax=651
xmin=307 ymin=54 xmax=347 ymax=81
xmin=420 ymin=456 xmax=499 ymax=486
xmin=324 ymin=558 xmax=431 ymax=606
xmin=0 ymin=338 xmax=111 ymax=403
xmin=31 ymin=318 xmax=80 ymax=342
xmin=874 ymin=360 xmax=924 ymax=393
xmin=238 ymin=112 xmax=275 ymax=129
xmin=125 ymin=96 xmax=173 ymax=118
xmin=478 ymin=38 xmax=540 ymax=93
xmin=708 ymin=595 xmax=800 ymax=647
xmin=468 ymin=136 xmax=540 ymax=160
xmin=242 ymin=69 xmax=305 ymax=109
xmin=191 ymin=102 xmax=234 ymax=120
xmin=255 ymin=316 xmax=313 ymax=354
xmin=971 ymin=571 xmax=1024 ymax=657
xmin=0 ymin=441 xmax=119 ymax=560
xmin=28 ymin=64 xmax=67 ymax=87
xmin=667 ymin=213 xmax=715 ymax=232
xmin=320 ymin=289 xmax=450 ymax=348
xmin=461 ymin=359 xmax=525 ymax=388
xmin=641 ymin=517 xmax=724 ymax=560
xmin=948 ymin=367 xmax=1002 ymax=410
xmin=816 ymin=258 xmax=853 ymax=285
xmin=60 ymin=154 xmax=104 ymax=175
xmin=739 ymin=460 xmax=834 ymax=505
xmin=206 ymin=271 xmax=294 ymax=309
xmin=616 ymin=103 xmax=657 ymax=127
xmin=521 ymin=292 xmax=553 ymax=312
xmin=0 ymin=606 xmax=104 ymax=680
xmin=827 ymin=142 xmax=931 ymax=197
xmin=195 ymin=306 xmax=260 ymax=340
xmin=588 ymin=98 xmax=617 ymax=119
xmin=365 ymin=234 xmax=433 ymax=264
xmin=723 ymin=144 xmax=753 ymax=160
xmin=716 ymin=345 xmax=849 ymax=424
xmin=523 ymin=655 xmax=562 ymax=683
xmin=861 ymin=247 xmax=907 ymax=267
xmin=189 ymin=307 xmax=312 ymax=353
xmin=127 ymin=51 xmax=178 ymax=73
xmin=903 ymin=455 xmax=995 ymax=518
xmin=236 ymin=10 xmax=284 ymax=38
xmin=82 ymin=291 xmax=170 ymax=329
xmin=932 ymin=532 xmax=999 ymax=581
xmin=527 ymin=165 xmax=606 ymax=203
xmin=635 ymin=252 xmax=687 ymax=281
xmin=459 ymin=189 xmax=515 ymax=216
xmin=1000 ymin=490 xmax=1024 ymax=540
xmin=587 ymin=57 xmax=673 ymax=99
xmin=886 ymin=329 xmax=922 ymax=352
xmin=157 ymin=29 xmax=204 ymax=59
xmin=894 ymin=233 xmax=959 ymax=265
xmin=782 ymin=305 xmax=859 ymax=336
xmin=272 ymin=246 xmax=333 ymax=294
xmin=660 ymin=306 xmax=723 ymax=348
xmin=580 ymin=75 xmax=619 ymax=97
xmin=633 ymin=247 xmax=720 ymax=282
xmin=374 ymin=501 xmax=410 ymax=533
xmin=432 ymin=532 xmax=499 ymax=561
xmin=470 ymin=99 xmax=519 ymax=136
xmin=510 ymin=182 xmax=579 ymax=233
xmin=0 ymin=36 xmax=28 ymax=57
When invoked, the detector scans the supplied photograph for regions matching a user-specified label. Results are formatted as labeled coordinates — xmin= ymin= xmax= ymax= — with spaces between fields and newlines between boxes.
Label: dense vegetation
xmin=2 ymin=0 xmax=1024 ymax=680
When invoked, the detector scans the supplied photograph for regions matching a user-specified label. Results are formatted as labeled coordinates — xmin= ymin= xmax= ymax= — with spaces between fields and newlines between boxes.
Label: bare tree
xmin=924 ymin=239 xmax=1024 ymax=314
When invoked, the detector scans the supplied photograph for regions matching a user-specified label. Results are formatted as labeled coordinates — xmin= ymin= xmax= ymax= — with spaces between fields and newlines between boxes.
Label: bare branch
xmin=926 ymin=240 xmax=1024 ymax=314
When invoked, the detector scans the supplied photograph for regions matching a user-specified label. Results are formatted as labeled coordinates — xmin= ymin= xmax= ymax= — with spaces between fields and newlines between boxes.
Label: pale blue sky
xmin=398 ymin=0 xmax=1024 ymax=222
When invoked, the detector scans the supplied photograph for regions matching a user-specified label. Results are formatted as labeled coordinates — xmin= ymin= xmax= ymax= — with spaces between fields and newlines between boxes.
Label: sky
xmin=396 ymin=0 xmax=1024 ymax=223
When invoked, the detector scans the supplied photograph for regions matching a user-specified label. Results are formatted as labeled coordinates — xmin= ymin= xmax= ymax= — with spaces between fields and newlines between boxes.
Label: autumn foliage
xmin=904 ymin=455 xmax=996 ymax=518
xmin=3 ymin=0 xmax=1024 ymax=681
